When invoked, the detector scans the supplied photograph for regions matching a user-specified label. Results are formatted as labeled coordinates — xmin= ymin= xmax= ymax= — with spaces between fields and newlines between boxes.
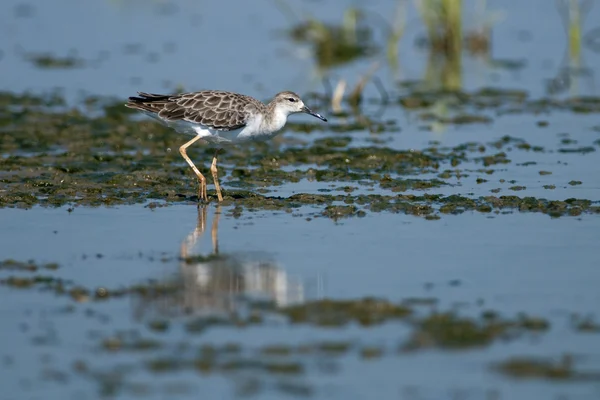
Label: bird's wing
xmin=126 ymin=91 xmax=260 ymax=131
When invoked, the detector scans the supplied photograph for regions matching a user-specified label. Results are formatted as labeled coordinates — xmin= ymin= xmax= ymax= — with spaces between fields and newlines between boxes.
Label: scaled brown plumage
xmin=125 ymin=90 xmax=266 ymax=131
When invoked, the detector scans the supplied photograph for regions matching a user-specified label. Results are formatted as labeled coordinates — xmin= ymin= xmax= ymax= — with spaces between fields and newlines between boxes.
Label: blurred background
xmin=2 ymin=0 xmax=599 ymax=101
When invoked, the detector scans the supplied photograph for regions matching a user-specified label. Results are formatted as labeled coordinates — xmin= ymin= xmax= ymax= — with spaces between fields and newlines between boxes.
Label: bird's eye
xmin=287 ymin=97 xmax=297 ymax=102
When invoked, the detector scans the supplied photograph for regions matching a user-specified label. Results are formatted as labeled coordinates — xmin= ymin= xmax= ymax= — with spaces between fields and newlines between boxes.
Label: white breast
xmin=237 ymin=111 xmax=287 ymax=142
xmin=169 ymin=109 xmax=289 ymax=145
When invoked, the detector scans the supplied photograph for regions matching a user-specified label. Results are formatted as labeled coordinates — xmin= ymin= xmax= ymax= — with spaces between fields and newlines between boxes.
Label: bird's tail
xmin=125 ymin=92 xmax=171 ymax=113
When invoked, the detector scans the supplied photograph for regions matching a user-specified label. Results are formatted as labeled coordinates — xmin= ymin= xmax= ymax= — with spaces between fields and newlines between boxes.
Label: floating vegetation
xmin=571 ymin=315 xmax=600 ymax=333
xmin=24 ymin=52 xmax=85 ymax=69
xmin=0 ymin=90 xmax=598 ymax=220
xmin=3 ymin=253 xmax=600 ymax=396
xmin=0 ymin=257 xmax=567 ymax=347
xmin=402 ymin=311 xmax=550 ymax=351
xmin=287 ymin=9 xmax=379 ymax=69
xmin=147 ymin=320 xmax=170 ymax=332
xmin=101 ymin=336 xmax=163 ymax=352
xmin=281 ymin=298 xmax=412 ymax=327
xmin=494 ymin=354 xmax=600 ymax=381
xmin=0 ymin=259 xmax=59 ymax=272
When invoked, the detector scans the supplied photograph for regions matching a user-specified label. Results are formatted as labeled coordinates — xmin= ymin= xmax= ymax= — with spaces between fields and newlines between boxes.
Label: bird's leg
xmin=179 ymin=135 xmax=208 ymax=203
xmin=180 ymin=204 xmax=207 ymax=259
xmin=210 ymin=148 xmax=224 ymax=202
xmin=211 ymin=204 xmax=221 ymax=254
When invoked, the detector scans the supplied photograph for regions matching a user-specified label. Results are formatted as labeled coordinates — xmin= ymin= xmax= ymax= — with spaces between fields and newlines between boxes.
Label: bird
xmin=125 ymin=90 xmax=328 ymax=202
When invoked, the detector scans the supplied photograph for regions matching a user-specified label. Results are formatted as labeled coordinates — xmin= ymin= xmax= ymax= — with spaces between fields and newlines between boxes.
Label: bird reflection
xmin=179 ymin=205 xmax=305 ymax=313
xmin=132 ymin=206 xmax=305 ymax=320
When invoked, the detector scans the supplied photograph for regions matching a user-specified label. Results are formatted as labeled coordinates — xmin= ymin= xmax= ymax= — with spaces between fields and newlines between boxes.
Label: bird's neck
xmin=261 ymin=102 xmax=289 ymax=133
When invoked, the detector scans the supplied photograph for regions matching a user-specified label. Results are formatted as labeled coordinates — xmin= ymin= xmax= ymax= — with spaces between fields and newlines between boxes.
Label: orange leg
xmin=179 ymin=136 xmax=207 ymax=202
xmin=210 ymin=148 xmax=224 ymax=202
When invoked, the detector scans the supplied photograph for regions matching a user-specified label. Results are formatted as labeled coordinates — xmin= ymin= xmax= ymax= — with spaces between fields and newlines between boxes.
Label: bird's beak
xmin=302 ymin=106 xmax=327 ymax=122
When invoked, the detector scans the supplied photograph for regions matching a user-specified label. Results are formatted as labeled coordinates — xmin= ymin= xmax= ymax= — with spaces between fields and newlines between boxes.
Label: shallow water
xmin=2 ymin=0 xmax=600 ymax=100
xmin=3 ymin=203 xmax=600 ymax=314
xmin=2 ymin=205 xmax=600 ymax=399
xmin=2 ymin=0 xmax=600 ymax=399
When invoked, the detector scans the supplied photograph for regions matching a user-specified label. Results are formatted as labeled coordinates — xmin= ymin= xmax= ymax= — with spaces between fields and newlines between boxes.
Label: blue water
xmin=2 ymin=0 xmax=599 ymax=100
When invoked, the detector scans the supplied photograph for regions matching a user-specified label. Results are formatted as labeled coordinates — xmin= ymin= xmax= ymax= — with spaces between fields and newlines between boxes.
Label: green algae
xmin=288 ymin=13 xmax=378 ymax=69
xmin=322 ymin=205 xmax=366 ymax=220
xmin=147 ymin=355 xmax=304 ymax=376
xmin=571 ymin=315 xmax=600 ymax=333
xmin=509 ymin=186 xmax=526 ymax=191
xmin=494 ymin=355 xmax=600 ymax=381
xmin=403 ymin=312 xmax=509 ymax=350
xmin=0 ymin=259 xmax=59 ymax=272
xmin=402 ymin=311 xmax=551 ymax=351
xmin=559 ymin=147 xmax=595 ymax=154
xmin=315 ymin=341 xmax=353 ymax=355
xmin=281 ymin=297 xmax=412 ymax=327
xmin=147 ymin=320 xmax=170 ymax=332
xmin=25 ymin=53 xmax=85 ymax=69
xmin=379 ymin=176 xmax=448 ymax=192
xmin=4 ymin=255 xmax=598 ymax=394
xmin=185 ymin=316 xmax=232 ymax=334
xmin=360 ymin=346 xmax=384 ymax=360
xmin=517 ymin=314 xmax=551 ymax=331
xmin=101 ymin=337 xmax=163 ymax=352
xmin=260 ymin=345 xmax=294 ymax=356
xmin=1 ymin=91 xmax=598 ymax=220
xmin=438 ymin=114 xmax=493 ymax=125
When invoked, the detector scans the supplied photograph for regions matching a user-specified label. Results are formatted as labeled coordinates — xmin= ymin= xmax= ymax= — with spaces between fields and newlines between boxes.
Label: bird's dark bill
xmin=302 ymin=106 xmax=327 ymax=122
